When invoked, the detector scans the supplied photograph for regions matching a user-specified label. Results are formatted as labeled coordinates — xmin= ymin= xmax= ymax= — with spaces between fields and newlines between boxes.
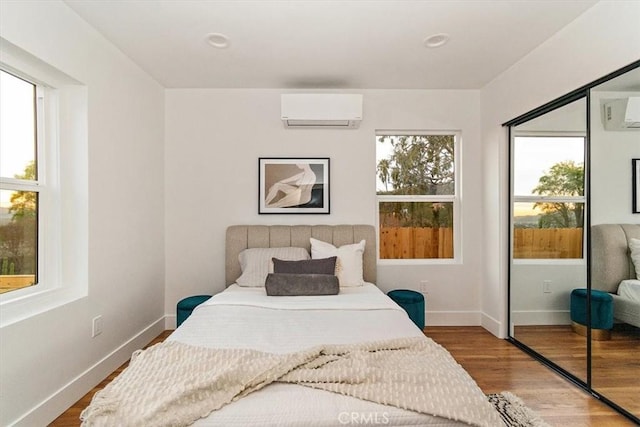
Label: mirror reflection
xmin=590 ymin=66 xmax=640 ymax=417
xmin=510 ymin=97 xmax=587 ymax=381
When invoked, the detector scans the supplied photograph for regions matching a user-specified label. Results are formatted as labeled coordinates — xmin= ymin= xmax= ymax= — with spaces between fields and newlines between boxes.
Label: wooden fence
xmin=380 ymin=227 xmax=583 ymax=259
xmin=380 ymin=227 xmax=454 ymax=259
xmin=513 ymin=227 xmax=583 ymax=259
xmin=0 ymin=275 xmax=35 ymax=294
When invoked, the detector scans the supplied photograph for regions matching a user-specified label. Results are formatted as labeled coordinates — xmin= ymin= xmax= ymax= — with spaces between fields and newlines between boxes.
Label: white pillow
xmin=310 ymin=238 xmax=365 ymax=287
xmin=630 ymin=238 xmax=640 ymax=280
xmin=237 ymin=247 xmax=310 ymax=287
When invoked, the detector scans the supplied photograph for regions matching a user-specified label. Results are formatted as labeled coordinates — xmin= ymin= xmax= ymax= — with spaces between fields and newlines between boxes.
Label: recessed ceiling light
xmin=423 ymin=33 xmax=450 ymax=48
xmin=206 ymin=33 xmax=230 ymax=49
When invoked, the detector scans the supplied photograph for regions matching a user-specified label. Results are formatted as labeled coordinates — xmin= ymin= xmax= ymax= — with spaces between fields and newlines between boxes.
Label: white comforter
xmin=618 ymin=279 xmax=640 ymax=303
xmin=168 ymin=284 xmax=496 ymax=426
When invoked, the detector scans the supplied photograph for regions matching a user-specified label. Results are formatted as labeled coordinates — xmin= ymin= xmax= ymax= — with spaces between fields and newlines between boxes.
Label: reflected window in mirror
xmin=512 ymin=135 xmax=585 ymax=259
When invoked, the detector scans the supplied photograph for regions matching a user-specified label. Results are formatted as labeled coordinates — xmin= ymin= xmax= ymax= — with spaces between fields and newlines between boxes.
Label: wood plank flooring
xmin=426 ymin=327 xmax=636 ymax=427
xmin=514 ymin=323 xmax=640 ymax=419
xmin=49 ymin=327 xmax=635 ymax=426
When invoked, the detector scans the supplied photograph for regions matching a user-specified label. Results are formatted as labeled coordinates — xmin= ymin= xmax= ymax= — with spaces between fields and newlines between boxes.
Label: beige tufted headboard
xmin=591 ymin=224 xmax=640 ymax=293
xmin=225 ymin=224 xmax=377 ymax=286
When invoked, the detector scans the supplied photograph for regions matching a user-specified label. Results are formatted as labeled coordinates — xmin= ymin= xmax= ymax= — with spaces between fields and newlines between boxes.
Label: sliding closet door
xmin=589 ymin=66 xmax=640 ymax=419
xmin=509 ymin=97 xmax=588 ymax=382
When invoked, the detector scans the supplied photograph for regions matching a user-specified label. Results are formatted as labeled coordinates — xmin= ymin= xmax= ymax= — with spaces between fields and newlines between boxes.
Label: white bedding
xmin=618 ymin=279 xmax=640 ymax=303
xmin=168 ymin=284 xmax=493 ymax=427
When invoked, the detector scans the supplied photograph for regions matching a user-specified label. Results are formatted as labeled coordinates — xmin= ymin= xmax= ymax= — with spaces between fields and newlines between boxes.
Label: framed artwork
xmin=633 ymin=158 xmax=640 ymax=214
xmin=259 ymin=157 xmax=330 ymax=214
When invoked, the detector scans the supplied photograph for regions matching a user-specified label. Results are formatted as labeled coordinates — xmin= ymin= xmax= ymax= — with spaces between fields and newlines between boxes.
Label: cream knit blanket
xmin=80 ymin=337 xmax=502 ymax=427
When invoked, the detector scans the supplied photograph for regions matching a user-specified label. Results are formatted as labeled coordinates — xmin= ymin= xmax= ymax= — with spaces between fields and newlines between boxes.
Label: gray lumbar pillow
xmin=265 ymin=273 xmax=339 ymax=296
xmin=272 ymin=256 xmax=337 ymax=275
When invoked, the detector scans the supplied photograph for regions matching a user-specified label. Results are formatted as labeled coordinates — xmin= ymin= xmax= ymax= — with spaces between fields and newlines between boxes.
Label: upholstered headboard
xmin=225 ymin=224 xmax=377 ymax=286
xmin=591 ymin=224 xmax=640 ymax=293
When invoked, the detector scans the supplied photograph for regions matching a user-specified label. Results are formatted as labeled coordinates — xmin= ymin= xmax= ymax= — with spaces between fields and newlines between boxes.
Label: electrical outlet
xmin=543 ymin=280 xmax=552 ymax=294
xmin=420 ymin=280 xmax=429 ymax=293
xmin=92 ymin=315 xmax=103 ymax=337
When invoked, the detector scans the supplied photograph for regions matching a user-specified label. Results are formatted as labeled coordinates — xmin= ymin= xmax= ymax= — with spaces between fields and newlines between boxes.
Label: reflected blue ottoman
xmin=570 ymin=288 xmax=613 ymax=340
xmin=177 ymin=295 xmax=211 ymax=327
xmin=387 ymin=289 xmax=425 ymax=330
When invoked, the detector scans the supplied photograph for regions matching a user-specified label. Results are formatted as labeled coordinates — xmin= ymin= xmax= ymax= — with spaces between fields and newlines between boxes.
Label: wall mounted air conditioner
xmin=281 ymin=94 xmax=362 ymax=128
xmin=603 ymin=97 xmax=640 ymax=130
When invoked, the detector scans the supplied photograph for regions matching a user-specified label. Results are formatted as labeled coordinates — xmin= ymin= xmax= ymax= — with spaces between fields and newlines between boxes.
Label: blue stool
xmin=176 ymin=295 xmax=211 ymax=327
xmin=570 ymin=288 xmax=613 ymax=340
xmin=387 ymin=289 xmax=425 ymax=330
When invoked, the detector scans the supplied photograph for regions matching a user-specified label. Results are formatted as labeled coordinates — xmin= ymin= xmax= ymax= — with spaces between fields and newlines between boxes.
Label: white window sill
xmin=0 ymin=284 xmax=87 ymax=328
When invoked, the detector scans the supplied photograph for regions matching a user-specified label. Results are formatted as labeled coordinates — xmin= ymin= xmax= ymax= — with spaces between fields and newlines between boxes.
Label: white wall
xmin=2 ymin=0 xmax=639 ymax=424
xmin=481 ymin=0 xmax=640 ymax=337
xmin=164 ymin=89 xmax=484 ymax=327
xmin=0 ymin=1 xmax=165 ymax=425
xmin=591 ymin=90 xmax=640 ymax=224
xmin=510 ymin=263 xmax=586 ymax=327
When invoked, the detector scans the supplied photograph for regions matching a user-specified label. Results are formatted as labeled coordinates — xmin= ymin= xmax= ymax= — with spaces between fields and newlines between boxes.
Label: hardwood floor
xmin=50 ymin=327 xmax=635 ymax=426
xmin=427 ymin=327 xmax=636 ymax=427
xmin=513 ymin=323 xmax=640 ymax=419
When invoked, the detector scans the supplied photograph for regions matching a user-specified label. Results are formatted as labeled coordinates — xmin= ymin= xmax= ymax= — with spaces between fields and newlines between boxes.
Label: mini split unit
xmin=281 ymin=94 xmax=363 ymax=128
xmin=603 ymin=97 xmax=640 ymax=130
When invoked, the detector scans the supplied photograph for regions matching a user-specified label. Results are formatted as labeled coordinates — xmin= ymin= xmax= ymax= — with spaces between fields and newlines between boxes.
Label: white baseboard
xmin=165 ymin=313 xmax=177 ymax=330
xmin=481 ymin=312 xmax=504 ymax=338
xmin=13 ymin=316 xmax=165 ymax=427
xmin=426 ymin=310 xmax=482 ymax=326
xmin=511 ymin=310 xmax=571 ymax=326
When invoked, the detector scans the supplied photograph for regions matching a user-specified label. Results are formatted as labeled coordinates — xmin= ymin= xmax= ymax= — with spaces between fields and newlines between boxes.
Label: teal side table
xmin=176 ymin=295 xmax=211 ymax=327
xmin=387 ymin=289 xmax=425 ymax=330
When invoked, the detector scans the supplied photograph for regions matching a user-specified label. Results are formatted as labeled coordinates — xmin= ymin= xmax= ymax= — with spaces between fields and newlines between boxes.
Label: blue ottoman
xmin=570 ymin=288 xmax=613 ymax=340
xmin=177 ymin=295 xmax=211 ymax=327
xmin=387 ymin=289 xmax=425 ymax=330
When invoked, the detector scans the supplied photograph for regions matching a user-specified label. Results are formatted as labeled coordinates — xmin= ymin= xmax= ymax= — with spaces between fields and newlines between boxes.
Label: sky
xmin=513 ymin=136 xmax=584 ymax=217
xmin=513 ymin=136 xmax=584 ymax=196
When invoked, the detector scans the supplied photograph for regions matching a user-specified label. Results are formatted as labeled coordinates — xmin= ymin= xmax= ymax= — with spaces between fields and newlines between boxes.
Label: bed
xmin=592 ymin=223 xmax=640 ymax=328
xmin=81 ymin=225 xmax=502 ymax=427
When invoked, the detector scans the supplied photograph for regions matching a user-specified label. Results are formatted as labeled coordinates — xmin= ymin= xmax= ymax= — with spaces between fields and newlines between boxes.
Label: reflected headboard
xmin=591 ymin=224 xmax=640 ymax=292
xmin=225 ymin=224 xmax=377 ymax=286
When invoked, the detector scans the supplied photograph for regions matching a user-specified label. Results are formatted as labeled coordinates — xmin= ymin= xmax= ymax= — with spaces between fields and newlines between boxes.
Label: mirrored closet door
xmin=506 ymin=60 xmax=640 ymax=424
xmin=589 ymin=65 xmax=640 ymax=419
xmin=509 ymin=97 xmax=588 ymax=382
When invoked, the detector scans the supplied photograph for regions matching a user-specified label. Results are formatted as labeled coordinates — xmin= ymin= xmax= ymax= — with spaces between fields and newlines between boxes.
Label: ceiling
xmin=63 ymin=0 xmax=598 ymax=90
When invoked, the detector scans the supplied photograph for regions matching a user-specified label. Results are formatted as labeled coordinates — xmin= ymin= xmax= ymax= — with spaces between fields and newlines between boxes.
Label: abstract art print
xmin=259 ymin=158 xmax=330 ymax=214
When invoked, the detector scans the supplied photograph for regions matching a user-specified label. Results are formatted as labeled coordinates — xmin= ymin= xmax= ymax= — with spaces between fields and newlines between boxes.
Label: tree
xmin=532 ymin=160 xmax=584 ymax=228
xmin=8 ymin=161 xmax=37 ymax=220
xmin=0 ymin=161 xmax=37 ymax=275
xmin=377 ymin=135 xmax=454 ymax=196
xmin=377 ymin=135 xmax=454 ymax=227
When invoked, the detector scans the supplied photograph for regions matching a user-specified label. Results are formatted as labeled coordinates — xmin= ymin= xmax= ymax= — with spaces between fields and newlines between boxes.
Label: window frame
xmin=0 ymin=67 xmax=60 ymax=295
xmin=510 ymin=131 xmax=587 ymax=263
xmin=376 ymin=130 xmax=461 ymax=264
xmin=0 ymin=43 xmax=87 ymax=327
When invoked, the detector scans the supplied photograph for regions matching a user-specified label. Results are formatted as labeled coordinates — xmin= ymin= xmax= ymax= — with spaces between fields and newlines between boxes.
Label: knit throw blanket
xmin=80 ymin=337 xmax=502 ymax=427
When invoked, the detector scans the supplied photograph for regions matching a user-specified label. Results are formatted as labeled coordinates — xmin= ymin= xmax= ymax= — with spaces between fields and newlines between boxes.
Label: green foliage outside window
xmin=377 ymin=134 xmax=454 ymax=228
xmin=531 ymin=160 xmax=584 ymax=229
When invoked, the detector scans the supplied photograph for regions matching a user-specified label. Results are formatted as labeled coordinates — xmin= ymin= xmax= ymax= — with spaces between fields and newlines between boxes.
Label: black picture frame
xmin=258 ymin=157 xmax=330 ymax=214
xmin=633 ymin=158 xmax=640 ymax=214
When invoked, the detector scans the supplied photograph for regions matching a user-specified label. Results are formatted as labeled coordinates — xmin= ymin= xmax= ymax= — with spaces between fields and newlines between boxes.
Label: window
xmin=511 ymin=135 xmax=585 ymax=259
xmin=0 ymin=43 xmax=88 ymax=327
xmin=376 ymin=132 xmax=459 ymax=260
xmin=0 ymin=69 xmax=42 ymax=294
